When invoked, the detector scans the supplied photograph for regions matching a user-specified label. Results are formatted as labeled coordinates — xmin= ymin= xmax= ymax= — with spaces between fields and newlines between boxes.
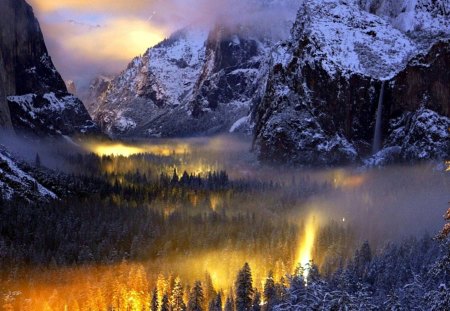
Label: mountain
xmin=0 ymin=146 xmax=56 ymax=202
xmin=252 ymin=0 xmax=450 ymax=165
xmin=89 ymin=26 xmax=277 ymax=138
xmin=0 ymin=0 xmax=97 ymax=137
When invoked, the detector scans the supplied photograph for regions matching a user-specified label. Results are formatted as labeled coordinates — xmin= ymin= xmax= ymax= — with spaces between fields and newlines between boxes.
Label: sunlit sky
xmin=28 ymin=0 xmax=174 ymax=87
xmin=27 ymin=0 xmax=297 ymax=88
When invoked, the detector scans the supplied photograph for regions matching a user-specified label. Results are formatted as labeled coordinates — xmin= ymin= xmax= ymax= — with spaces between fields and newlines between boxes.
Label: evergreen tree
xmin=263 ymin=271 xmax=277 ymax=310
xmin=151 ymin=288 xmax=158 ymax=311
xmin=252 ymin=290 xmax=261 ymax=311
xmin=204 ymin=273 xmax=217 ymax=310
xmin=188 ymin=281 xmax=204 ymax=311
xmin=235 ymin=263 xmax=254 ymax=311
xmin=224 ymin=297 xmax=234 ymax=311
xmin=161 ymin=294 xmax=170 ymax=311
xmin=171 ymin=277 xmax=186 ymax=311
xmin=208 ymin=292 xmax=222 ymax=311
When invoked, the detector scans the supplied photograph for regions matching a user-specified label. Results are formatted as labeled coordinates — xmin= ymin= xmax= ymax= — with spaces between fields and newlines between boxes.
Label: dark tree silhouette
xmin=235 ymin=263 xmax=254 ymax=311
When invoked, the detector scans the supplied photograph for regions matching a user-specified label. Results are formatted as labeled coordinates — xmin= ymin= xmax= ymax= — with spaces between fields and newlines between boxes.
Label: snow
xmin=359 ymin=0 xmax=450 ymax=38
xmin=0 ymin=147 xmax=56 ymax=201
xmin=115 ymin=115 xmax=137 ymax=132
xmin=229 ymin=115 xmax=250 ymax=133
xmin=43 ymin=93 xmax=77 ymax=111
xmin=295 ymin=0 xmax=418 ymax=79
xmin=8 ymin=92 xmax=79 ymax=116
xmin=365 ymin=108 xmax=450 ymax=165
xmin=93 ymin=25 xmax=275 ymax=137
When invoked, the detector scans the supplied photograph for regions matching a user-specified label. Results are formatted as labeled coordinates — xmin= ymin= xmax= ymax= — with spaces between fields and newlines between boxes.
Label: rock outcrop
xmin=253 ymin=0 xmax=449 ymax=165
xmin=0 ymin=0 xmax=97 ymax=136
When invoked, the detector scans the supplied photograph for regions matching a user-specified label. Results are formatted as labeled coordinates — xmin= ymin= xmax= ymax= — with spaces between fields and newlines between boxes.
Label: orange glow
xmin=90 ymin=143 xmax=145 ymax=157
xmin=63 ymin=18 xmax=166 ymax=62
xmin=85 ymin=142 xmax=190 ymax=157
xmin=209 ymin=194 xmax=221 ymax=211
xmin=29 ymin=0 xmax=149 ymax=13
xmin=295 ymin=213 xmax=321 ymax=279
xmin=332 ymin=170 xmax=366 ymax=189
xmin=446 ymin=161 xmax=450 ymax=172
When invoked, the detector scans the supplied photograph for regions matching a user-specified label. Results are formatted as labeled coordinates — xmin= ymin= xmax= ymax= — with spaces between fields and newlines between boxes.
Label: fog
xmin=80 ymin=135 xmax=450 ymax=247
xmin=2 ymin=133 xmax=447 ymax=246
xmin=1 ymin=134 xmax=448 ymax=309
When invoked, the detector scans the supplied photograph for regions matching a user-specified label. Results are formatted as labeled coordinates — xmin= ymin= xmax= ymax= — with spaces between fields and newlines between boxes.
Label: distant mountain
xmin=253 ymin=0 xmax=449 ymax=165
xmin=0 ymin=0 xmax=98 ymax=137
xmin=89 ymin=26 xmax=278 ymax=137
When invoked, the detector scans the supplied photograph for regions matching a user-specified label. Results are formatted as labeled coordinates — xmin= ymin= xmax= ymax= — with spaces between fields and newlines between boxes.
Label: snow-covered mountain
xmin=253 ymin=0 xmax=449 ymax=165
xmin=0 ymin=146 xmax=56 ymax=202
xmin=0 ymin=0 xmax=98 ymax=137
xmin=90 ymin=26 xmax=278 ymax=137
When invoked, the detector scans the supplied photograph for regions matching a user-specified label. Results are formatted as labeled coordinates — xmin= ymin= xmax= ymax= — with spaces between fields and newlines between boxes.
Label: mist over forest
xmin=1 ymin=0 xmax=449 ymax=310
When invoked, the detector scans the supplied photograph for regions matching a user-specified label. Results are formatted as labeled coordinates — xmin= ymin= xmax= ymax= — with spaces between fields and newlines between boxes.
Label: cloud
xmin=61 ymin=18 xmax=166 ymax=62
xmin=27 ymin=0 xmax=299 ymax=86
xmin=29 ymin=0 xmax=150 ymax=14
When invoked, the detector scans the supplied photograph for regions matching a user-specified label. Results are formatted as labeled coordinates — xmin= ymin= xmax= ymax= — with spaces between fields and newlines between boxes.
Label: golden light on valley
xmin=90 ymin=143 xmax=145 ymax=157
xmin=295 ymin=213 xmax=321 ymax=279
xmin=85 ymin=141 xmax=191 ymax=157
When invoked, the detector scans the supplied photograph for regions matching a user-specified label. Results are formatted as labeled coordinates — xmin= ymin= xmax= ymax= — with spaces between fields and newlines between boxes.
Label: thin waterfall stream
xmin=372 ymin=81 xmax=385 ymax=154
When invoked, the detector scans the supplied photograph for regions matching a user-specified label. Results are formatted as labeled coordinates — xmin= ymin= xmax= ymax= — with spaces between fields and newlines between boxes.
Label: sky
xmin=28 ymin=0 xmax=298 ymax=89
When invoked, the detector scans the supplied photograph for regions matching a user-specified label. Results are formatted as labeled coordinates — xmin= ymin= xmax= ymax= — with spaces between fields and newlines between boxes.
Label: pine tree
xmin=208 ymin=292 xmax=222 ymax=311
xmin=224 ymin=297 xmax=234 ymax=311
xmin=171 ymin=277 xmax=186 ymax=311
xmin=151 ymin=288 xmax=158 ymax=311
xmin=204 ymin=273 xmax=216 ymax=310
xmin=252 ymin=290 xmax=261 ymax=311
xmin=161 ymin=294 xmax=170 ymax=311
xmin=263 ymin=271 xmax=277 ymax=310
xmin=188 ymin=281 xmax=204 ymax=311
xmin=235 ymin=263 xmax=254 ymax=311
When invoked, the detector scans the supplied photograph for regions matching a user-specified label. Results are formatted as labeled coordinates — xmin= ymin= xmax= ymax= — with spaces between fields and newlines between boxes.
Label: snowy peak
xmin=92 ymin=25 xmax=276 ymax=138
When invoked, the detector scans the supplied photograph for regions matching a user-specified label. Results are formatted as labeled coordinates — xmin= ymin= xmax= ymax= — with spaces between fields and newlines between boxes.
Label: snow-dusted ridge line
xmin=0 ymin=146 xmax=56 ymax=201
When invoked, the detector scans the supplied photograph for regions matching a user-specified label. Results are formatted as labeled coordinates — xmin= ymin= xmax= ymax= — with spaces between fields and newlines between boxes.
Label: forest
xmin=0 ymin=136 xmax=449 ymax=310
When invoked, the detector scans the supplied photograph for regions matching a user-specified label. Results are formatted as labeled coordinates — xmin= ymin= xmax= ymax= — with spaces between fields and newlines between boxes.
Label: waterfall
xmin=372 ymin=81 xmax=385 ymax=154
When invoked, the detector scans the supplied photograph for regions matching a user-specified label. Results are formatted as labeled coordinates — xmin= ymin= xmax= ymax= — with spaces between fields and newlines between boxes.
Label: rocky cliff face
xmin=253 ymin=0 xmax=449 ymax=165
xmin=90 ymin=26 xmax=277 ymax=138
xmin=0 ymin=0 xmax=97 ymax=136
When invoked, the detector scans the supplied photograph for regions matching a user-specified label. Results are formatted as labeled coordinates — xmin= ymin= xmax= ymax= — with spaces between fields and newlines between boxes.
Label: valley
xmin=1 ymin=135 xmax=448 ymax=309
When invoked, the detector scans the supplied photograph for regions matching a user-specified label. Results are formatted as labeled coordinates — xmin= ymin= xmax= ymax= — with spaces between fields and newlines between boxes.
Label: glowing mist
xmin=295 ymin=213 xmax=320 ymax=279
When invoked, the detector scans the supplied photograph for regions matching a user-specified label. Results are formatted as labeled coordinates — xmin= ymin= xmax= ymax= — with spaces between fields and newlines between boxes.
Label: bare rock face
xmin=0 ymin=62 xmax=12 ymax=128
xmin=253 ymin=0 xmax=449 ymax=166
xmin=0 ymin=0 xmax=98 ymax=136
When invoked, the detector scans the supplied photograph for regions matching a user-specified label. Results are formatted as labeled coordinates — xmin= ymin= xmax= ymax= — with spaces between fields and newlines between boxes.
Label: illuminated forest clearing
xmin=1 ymin=136 xmax=448 ymax=310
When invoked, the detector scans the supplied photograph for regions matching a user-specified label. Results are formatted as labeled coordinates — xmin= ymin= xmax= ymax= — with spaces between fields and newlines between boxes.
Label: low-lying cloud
xmin=27 ymin=0 xmax=299 ymax=88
